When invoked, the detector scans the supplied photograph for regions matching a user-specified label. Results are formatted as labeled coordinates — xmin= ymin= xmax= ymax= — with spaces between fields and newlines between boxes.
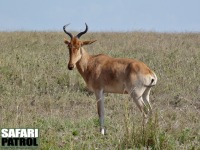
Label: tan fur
xmin=65 ymin=41 xmax=157 ymax=94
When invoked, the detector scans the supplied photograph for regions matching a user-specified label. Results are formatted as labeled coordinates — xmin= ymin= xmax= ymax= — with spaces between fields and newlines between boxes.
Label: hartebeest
xmin=63 ymin=23 xmax=157 ymax=135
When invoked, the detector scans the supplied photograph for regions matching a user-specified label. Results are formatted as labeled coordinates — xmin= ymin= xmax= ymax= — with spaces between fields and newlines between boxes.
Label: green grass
xmin=0 ymin=31 xmax=200 ymax=149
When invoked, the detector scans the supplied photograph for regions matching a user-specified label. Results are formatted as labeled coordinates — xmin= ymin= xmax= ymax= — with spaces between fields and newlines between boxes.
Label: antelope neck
xmin=76 ymin=47 xmax=91 ymax=75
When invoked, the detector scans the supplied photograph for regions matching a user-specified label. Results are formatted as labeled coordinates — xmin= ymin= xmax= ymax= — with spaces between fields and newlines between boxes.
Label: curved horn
xmin=63 ymin=24 xmax=73 ymax=39
xmin=76 ymin=23 xmax=88 ymax=38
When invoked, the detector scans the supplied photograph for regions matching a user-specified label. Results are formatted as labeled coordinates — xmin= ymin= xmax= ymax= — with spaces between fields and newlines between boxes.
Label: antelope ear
xmin=64 ymin=38 xmax=70 ymax=44
xmin=82 ymin=40 xmax=97 ymax=46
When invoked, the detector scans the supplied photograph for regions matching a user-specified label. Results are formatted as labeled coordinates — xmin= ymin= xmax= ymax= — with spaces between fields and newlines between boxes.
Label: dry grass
xmin=0 ymin=31 xmax=200 ymax=149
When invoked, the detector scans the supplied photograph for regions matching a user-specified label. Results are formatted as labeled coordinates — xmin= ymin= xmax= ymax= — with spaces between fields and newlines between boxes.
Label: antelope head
xmin=63 ymin=23 xmax=96 ymax=70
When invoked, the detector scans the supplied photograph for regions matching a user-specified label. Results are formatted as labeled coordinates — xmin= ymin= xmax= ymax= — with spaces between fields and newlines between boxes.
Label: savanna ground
xmin=0 ymin=31 xmax=200 ymax=149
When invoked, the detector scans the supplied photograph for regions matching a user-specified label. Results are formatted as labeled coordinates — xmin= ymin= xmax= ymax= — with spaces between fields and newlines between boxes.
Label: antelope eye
xmin=68 ymin=44 xmax=72 ymax=48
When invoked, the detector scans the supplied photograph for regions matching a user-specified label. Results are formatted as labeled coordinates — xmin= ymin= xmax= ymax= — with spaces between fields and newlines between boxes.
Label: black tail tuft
xmin=144 ymin=79 xmax=155 ymax=87
xmin=151 ymin=79 xmax=154 ymax=84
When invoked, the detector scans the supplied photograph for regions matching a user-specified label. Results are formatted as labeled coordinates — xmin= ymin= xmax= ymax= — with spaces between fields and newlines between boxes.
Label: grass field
xmin=0 ymin=31 xmax=200 ymax=149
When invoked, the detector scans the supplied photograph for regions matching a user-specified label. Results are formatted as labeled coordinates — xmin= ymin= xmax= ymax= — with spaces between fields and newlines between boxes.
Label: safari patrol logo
xmin=1 ymin=128 xmax=39 ymax=148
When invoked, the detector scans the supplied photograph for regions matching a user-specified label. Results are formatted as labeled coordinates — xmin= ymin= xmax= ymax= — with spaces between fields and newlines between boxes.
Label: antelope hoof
xmin=100 ymin=128 xmax=106 ymax=135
